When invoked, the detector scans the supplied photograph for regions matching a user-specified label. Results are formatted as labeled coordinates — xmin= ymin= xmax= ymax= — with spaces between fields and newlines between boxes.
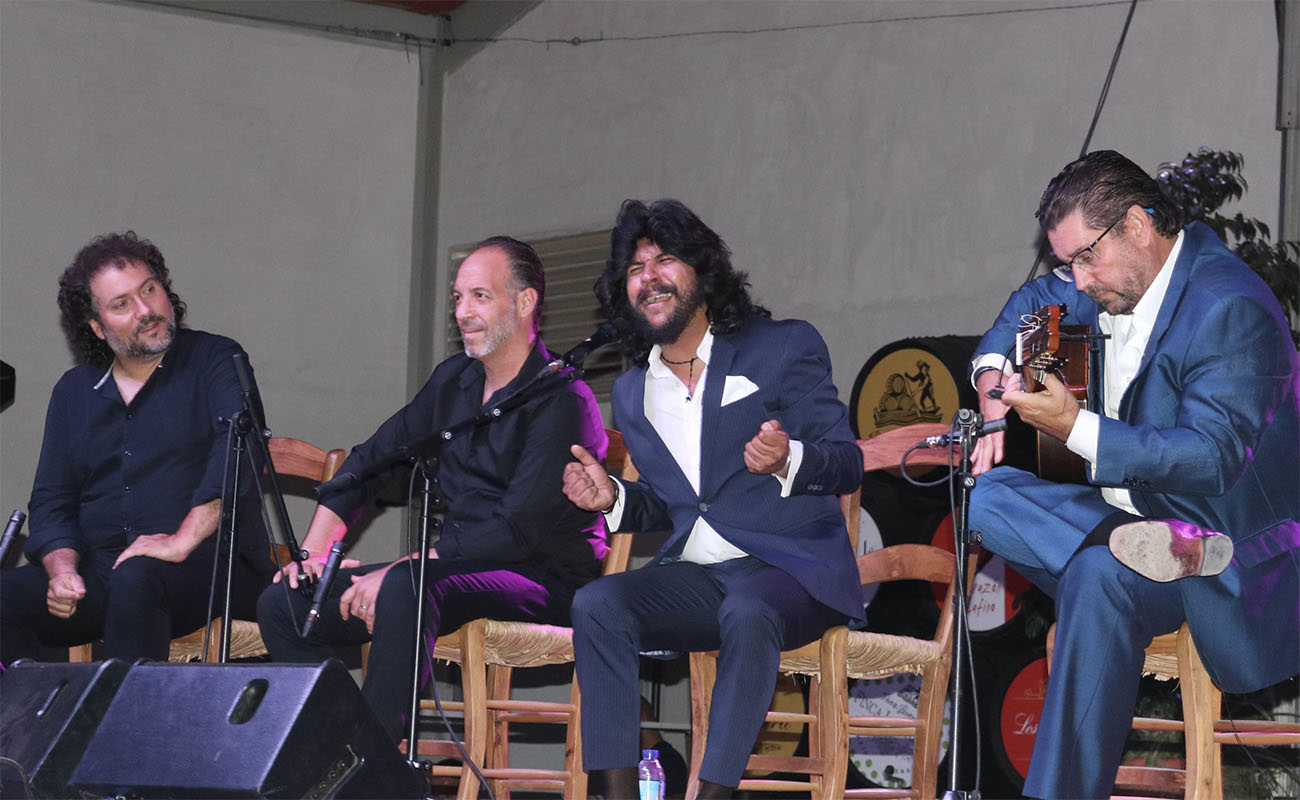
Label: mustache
xmin=636 ymin=282 xmax=678 ymax=307
xmin=135 ymin=315 xmax=170 ymax=335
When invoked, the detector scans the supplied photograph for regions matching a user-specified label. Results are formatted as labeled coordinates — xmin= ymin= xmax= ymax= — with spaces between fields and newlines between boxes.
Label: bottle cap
xmin=641 ymin=749 xmax=658 ymax=760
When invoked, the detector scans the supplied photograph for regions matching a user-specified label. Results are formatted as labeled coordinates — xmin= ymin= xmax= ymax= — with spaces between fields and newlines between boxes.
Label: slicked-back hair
xmin=472 ymin=235 xmax=546 ymax=333
xmin=595 ymin=199 xmax=769 ymax=365
xmin=1036 ymin=150 xmax=1183 ymax=239
xmin=57 ymin=231 xmax=187 ymax=366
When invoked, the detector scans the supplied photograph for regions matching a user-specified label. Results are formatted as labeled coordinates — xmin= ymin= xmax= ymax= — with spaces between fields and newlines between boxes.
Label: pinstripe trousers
xmin=571 ymin=557 xmax=845 ymax=786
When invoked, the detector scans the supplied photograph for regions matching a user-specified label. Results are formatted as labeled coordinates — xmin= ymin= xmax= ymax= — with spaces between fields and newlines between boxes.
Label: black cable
xmin=401 ymin=463 xmax=495 ymax=800
xmin=899 ymin=411 xmax=985 ymax=792
xmin=1023 ymin=0 xmax=1141 ymax=285
xmin=947 ymin=437 xmax=982 ymax=793
xmin=200 ymin=417 xmax=238 ymax=663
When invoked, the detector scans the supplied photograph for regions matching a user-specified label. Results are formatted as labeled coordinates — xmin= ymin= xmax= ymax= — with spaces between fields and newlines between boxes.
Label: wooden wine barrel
xmin=849 ymin=336 xmax=982 ymax=440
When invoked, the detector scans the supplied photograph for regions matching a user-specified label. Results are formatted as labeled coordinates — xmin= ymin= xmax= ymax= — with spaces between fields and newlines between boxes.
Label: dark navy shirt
xmin=321 ymin=339 xmax=608 ymax=586
xmin=26 ymin=329 xmax=270 ymax=566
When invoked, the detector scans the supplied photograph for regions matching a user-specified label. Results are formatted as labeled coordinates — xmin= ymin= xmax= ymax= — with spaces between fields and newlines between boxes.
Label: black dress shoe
xmin=1109 ymin=519 xmax=1233 ymax=582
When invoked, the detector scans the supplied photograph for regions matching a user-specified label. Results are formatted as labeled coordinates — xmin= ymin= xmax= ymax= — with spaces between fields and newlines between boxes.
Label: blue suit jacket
xmin=611 ymin=317 xmax=865 ymax=620
xmin=977 ymin=221 xmax=1299 ymax=690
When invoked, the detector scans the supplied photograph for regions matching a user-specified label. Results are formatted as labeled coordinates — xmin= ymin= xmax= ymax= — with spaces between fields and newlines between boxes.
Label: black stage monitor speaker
xmin=66 ymin=659 xmax=426 ymax=799
xmin=0 ymin=658 xmax=131 ymax=799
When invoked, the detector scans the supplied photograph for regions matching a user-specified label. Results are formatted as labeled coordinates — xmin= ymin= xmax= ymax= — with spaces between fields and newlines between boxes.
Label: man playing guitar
xmin=965 ymin=150 xmax=1299 ymax=800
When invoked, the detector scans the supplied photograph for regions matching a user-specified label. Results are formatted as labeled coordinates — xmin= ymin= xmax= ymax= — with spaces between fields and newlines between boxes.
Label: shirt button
xmin=126 ymin=413 xmax=134 ymax=420
xmin=699 ymin=502 xmax=709 ymax=512
xmin=124 ymin=486 xmax=131 ymax=494
xmin=124 ymin=450 xmax=132 ymax=457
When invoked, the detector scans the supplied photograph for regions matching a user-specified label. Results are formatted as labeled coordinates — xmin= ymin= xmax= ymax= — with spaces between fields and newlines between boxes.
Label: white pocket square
xmin=721 ymin=375 xmax=760 ymax=406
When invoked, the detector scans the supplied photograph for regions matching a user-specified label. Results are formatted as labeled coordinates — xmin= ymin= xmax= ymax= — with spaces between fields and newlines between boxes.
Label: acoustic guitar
xmin=1010 ymin=305 xmax=1091 ymax=484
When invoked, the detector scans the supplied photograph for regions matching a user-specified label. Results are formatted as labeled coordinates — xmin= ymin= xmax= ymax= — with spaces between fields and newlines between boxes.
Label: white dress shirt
xmin=1064 ymin=230 xmax=1182 ymax=512
xmin=603 ymin=329 xmax=804 ymax=563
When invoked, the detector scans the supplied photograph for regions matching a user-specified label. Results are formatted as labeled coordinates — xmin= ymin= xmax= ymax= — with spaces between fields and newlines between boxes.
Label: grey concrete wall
xmin=0 ymin=0 xmax=421 ymax=564
xmin=436 ymin=0 xmax=1281 ymax=396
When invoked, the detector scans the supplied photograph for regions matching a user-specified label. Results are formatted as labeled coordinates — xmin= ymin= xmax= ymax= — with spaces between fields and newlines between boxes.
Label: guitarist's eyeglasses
xmin=1052 ymin=213 xmax=1125 ymax=281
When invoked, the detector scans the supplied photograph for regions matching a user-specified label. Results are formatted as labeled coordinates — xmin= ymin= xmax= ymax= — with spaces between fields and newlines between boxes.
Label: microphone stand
xmin=315 ymin=364 xmax=583 ymax=770
xmin=211 ymin=355 xmax=307 ymax=662
xmin=943 ymin=407 xmax=985 ymax=800
xmin=217 ymin=409 xmax=252 ymax=663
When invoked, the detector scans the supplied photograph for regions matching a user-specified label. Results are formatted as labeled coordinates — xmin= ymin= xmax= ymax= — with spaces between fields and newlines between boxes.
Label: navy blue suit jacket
xmin=976 ymin=222 xmax=1299 ymax=691
xmin=611 ymin=317 xmax=864 ymax=620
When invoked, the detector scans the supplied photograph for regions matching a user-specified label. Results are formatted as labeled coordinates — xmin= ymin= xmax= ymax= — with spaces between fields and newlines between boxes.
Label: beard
xmin=461 ymin=297 xmax=519 ymax=359
xmin=1085 ymin=282 xmax=1144 ymax=315
xmin=631 ymin=280 xmax=706 ymax=346
xmin=1082 ymin=236 xmax=1150 ymax=315
xmin=105 ymin=314 xmax=176 ymax=361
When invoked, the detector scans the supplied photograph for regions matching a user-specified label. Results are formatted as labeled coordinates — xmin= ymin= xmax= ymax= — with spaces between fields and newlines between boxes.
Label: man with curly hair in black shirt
xmin=0 ymin=231 xmax=272 ymax=665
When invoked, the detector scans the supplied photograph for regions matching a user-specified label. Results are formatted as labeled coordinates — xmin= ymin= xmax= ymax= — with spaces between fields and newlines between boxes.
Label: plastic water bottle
xmin=637 ymin=748 xmax=665 ymax=800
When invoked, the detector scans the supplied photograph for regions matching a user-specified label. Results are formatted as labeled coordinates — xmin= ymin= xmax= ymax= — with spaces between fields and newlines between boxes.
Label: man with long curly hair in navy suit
xmin=564 ymin=199 xmax=863 ymax=799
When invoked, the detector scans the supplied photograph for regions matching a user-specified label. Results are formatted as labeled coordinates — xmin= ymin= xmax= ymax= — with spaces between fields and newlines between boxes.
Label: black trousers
xmin=0 ymin=537 xmax=269 ymax=665
xmin=256 ymin=557 xmax=577 ymax=740
xmin=572 ymin=557 xmax=846 ymax=787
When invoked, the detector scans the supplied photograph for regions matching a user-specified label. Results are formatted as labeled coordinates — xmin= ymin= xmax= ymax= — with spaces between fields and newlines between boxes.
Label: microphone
xmin=0 ymin=509 xmax=26 ymax=568
xmin=314 ymin=471 xmax=360 ymax=500
xmin=232 ymin=352 xmax=255 ymax=398
xmin=923 ymin=417 xmax=1008 ymax=448
xmin=546 ymin=319 xmax=631 ymax=372
xmin=302 ymin=540 xmax=348 ymax=637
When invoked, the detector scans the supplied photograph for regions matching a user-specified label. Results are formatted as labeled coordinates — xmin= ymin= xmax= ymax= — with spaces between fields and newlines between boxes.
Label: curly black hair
xmin=1037 ymin=150 xmax=1184 ymax=239
xmin=595 ymin=199 xmax=769 ymax=366
xmin=57 ymin=231 xmax=187 ymax=365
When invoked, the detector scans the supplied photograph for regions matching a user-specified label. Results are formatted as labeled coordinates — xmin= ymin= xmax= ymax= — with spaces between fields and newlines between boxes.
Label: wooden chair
xmin=686 ymin=422 xmax=970 ymax=800
xmin=1046 ymin=621 xmax=1300 ymax=799
xmin=70 ymin=436 xmax=346 ymax=664
xmin=393 ymin=429 xmax=638 ymax=800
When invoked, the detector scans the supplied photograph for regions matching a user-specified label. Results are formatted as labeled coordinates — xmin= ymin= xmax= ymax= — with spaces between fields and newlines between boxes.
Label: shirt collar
xmin=89 ymin=329 xmax=180 ymax=394
xmin=647 ymin=329 xmax=714 ymax=379
xmin=460 ymin=336 xmax=553 ymax=400
xmin=1105 ymin=229 xmax=1183 ymax=337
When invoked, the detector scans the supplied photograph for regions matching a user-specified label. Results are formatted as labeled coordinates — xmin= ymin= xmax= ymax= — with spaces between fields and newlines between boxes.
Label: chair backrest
xmin=601 ymin=429 xmax=638 ymax=577
xmin=857 ymin=423 xmax=974 ymax=650
xmin=857 ymin=543 xmax=961 ymax=650
xmin=857 ymin=422 xmax=957 ymax=472
xmin=263 ymin=437 xmax=347 ymax=563
xmin=267 ymin=437 xmax=347 ymax=482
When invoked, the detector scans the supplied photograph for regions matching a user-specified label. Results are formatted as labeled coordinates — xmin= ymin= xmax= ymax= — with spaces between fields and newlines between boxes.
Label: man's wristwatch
xmin=600 ymin=479 xmax=620 ymax=514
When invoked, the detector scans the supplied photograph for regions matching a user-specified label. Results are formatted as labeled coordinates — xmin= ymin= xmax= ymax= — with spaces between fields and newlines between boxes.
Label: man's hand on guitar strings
xmin=999 ymin=371 xmax=1079 ymax=444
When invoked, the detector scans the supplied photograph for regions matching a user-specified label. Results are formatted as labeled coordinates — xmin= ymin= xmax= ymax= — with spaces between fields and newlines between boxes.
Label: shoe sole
xmin=1109 ymin=521 xmax=1234 ymax=582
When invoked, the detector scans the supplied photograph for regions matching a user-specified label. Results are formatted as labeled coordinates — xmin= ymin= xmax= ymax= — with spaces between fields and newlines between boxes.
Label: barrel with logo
xmin=849 ymin=336 xmax=983 ymax=441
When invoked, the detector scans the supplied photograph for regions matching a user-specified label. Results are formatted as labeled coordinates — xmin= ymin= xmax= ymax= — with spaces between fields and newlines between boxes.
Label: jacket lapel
xmin=1120 ymin=226 xmax=1198 ymax=418
xmin=1136 ymin=227 xmax=1196 ymax=380
xmin=620 ymin=366 xmax=696 ymax=500
xmin=698 ymin=333 xmax=736 ymax=499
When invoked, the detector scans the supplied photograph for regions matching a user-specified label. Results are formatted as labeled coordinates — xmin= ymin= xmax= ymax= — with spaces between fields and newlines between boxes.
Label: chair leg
xmin=457 ymin=623 xmax=488 ymax=800
xmin=806 ymin=675 xmax=822 ymax=800
xmin=911 ymin=661 xmax=947 ymax=800
xmin=686 ymin=651 xmax=717 ymax=800
xmin=203 ymin=618 xmax=223 ymax=663
xmin=564 ymin=673 xmax=587 ymax=800
xmin=488 ymin=664 xmax=512 ymax=800
xmin=817 ymin=629 xmax=849 ymax=800
xmin=1178 ymin=625 xmax=1223 ymax=800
